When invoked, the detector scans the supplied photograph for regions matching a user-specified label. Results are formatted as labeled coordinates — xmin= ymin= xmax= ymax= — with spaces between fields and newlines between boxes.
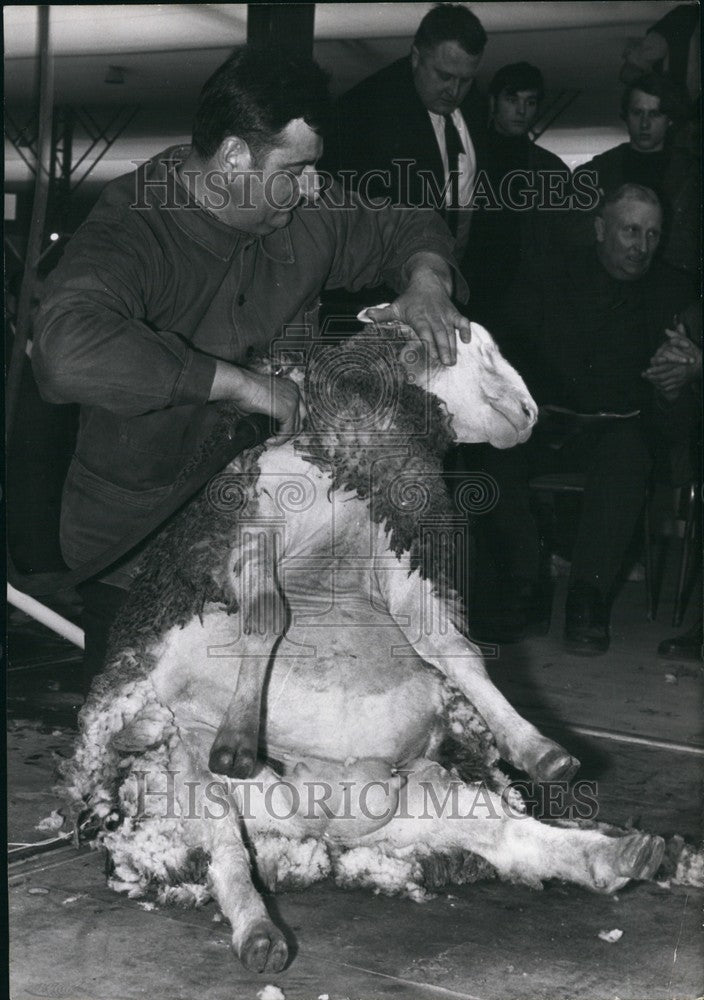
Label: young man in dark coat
xmin=461 ymin=61 xmax=574 ymax=326
xmin=573 ymin=73 xmax=698 ymax=279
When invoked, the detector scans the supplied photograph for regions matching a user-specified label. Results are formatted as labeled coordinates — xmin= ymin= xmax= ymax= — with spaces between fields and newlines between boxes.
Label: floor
xmin=7 ymin=564 xmax=703 ymax=1000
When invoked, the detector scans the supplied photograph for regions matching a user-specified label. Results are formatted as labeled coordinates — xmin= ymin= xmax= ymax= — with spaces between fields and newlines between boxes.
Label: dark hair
xmin=413 ymin=3 xmax=487 ymax=56
xmin=192 ymin=46 xmax=331 ymax=161
xmin=620 ymin=72 xmax=688 ymax=123
xmin=489 ymin=62 xmax=544 ymax=102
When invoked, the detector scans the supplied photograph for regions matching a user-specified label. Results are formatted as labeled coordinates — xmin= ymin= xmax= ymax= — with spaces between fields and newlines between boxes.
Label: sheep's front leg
xmin=367 ymin=760 xmax=664 ymax=894
xmin=376 ymin=559 xmax=579 ymax=782
xmin=210 ymin=528 xmax=286 ymax=779
xmin=208 ymin=620 xmax=276 ymax=778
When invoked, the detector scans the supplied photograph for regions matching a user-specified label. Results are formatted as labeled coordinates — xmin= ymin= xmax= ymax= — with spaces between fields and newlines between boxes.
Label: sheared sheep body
xmin=61 ymin=324 xmax=666 ymax=973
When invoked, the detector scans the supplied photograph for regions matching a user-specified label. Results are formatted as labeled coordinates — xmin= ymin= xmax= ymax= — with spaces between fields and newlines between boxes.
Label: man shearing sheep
xmin=32 ymin=47 xmax=471 ymax=692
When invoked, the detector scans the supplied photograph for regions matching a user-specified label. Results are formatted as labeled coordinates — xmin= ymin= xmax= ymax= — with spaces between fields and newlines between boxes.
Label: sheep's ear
xmin=397 ymin=339 xmax=433 ymax=386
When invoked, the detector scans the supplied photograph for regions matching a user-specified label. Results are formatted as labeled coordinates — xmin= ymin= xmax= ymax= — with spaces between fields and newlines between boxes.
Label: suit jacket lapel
xmin=395 ymin=57 xmax=445 ymax=185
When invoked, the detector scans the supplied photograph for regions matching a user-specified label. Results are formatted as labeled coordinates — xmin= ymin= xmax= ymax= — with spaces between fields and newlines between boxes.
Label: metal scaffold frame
xmin=5 ymin=103 xmax=140 ymax=229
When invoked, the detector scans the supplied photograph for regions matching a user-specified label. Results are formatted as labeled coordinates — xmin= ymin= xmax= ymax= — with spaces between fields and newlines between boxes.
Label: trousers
xmin=458 ymin=416 xmax=652 ymax=599
xmin=77 ymin=581 xmax=129 ymax=695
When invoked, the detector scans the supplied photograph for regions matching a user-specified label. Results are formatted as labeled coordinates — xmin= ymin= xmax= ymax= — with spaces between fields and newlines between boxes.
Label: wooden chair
xmin=671 ymin=480 xmax=701 ymax=628
xmin=528 ymin=473 xmax=656 ymax=620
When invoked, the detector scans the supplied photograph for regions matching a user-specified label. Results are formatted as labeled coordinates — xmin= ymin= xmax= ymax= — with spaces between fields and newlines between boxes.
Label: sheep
xmin=60 ymin=322 xmax=665 ymax=974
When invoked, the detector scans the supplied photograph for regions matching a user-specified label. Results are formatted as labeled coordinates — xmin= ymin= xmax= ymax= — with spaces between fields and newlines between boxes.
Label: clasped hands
xmin=642 ymin=321 xmax=702 ymax=400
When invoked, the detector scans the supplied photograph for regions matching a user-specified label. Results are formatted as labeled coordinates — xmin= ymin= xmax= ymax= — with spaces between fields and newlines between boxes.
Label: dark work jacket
xmin=32 ymin=145 xmax=461 ymax=585
xmin=323 ymin=55 xmax=488 ymax=208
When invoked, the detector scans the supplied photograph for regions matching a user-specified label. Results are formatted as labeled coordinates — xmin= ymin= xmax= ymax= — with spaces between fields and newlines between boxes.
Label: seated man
xmin=467 ymin=183 xmax=698 ymax=655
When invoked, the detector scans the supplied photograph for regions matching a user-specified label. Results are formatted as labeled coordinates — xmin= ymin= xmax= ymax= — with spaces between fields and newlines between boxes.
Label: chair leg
xmin=672 ymin=483 xmax=698 ymax=628
xmin=643 ymin=490 xmax=656 ymax=621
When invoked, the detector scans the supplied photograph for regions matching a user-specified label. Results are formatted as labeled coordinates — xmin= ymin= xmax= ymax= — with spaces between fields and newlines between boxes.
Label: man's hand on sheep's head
xmin=364 ymin=254 xmax=471 ymax=367
xmin=209 ymin=361 xmax=305 ymax=444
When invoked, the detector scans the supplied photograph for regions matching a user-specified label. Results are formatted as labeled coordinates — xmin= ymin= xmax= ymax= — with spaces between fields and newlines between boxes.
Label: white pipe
xmin=540 ymin=719 xmax=704 ymax=757
xmin=7 ymin=583 xmax=85 ymax=650
xmin=567 ymin=723 xmax=704 ymax=758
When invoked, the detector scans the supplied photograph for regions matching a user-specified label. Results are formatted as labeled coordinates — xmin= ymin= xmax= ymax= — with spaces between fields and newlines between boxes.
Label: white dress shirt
xmin=428 ymin=108 xmax=476 ymax=255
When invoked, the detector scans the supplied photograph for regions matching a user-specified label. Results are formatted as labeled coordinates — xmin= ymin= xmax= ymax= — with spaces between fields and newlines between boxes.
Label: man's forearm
xmin=209 ymin=360 xmax=303 ymax=441
xmin=401 ymin=251 xmax=454 ymax=297
xmin=209 ymin=360 xmax=251 ymax=404
xmin=33 ymin=302 xmax=216 ymax=417
xmin=209 ymin=360 xmax=280 ymax=415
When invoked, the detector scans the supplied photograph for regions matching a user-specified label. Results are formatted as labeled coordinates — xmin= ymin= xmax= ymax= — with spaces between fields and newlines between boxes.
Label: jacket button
xmin=237 ymin=293 xmax=246 ymax=306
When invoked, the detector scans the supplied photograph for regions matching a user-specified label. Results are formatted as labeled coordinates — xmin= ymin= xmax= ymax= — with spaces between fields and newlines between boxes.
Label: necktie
xmin=444 ymin=114 xmax=465 ymax=235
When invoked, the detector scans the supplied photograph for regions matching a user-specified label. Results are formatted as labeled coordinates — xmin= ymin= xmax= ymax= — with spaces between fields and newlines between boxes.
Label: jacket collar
xmin=142 ymin=145 xmax=295 ymax=264
xmin=260 ymin=226 xmax=295 ymax=263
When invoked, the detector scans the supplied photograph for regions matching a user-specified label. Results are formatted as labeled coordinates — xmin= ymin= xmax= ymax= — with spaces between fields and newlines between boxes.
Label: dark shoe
xmin=472 ymin=576 xmax=551 ymax=644
xmin=564 ymin=583 xmax=610 ymax=656
xmin=657 ymin=622 xmax=703 ymax=662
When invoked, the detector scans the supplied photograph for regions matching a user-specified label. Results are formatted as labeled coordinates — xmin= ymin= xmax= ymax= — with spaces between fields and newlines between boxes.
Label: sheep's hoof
xmin=237 ymin=920 xmax=288 ymax=973
xmin=209 ymin=744 xmax=256 ymax=779
xmin=532 ymin=745 xmax=580 ymax=783
xmin=615 ymin=832 xmax=665 ymax=881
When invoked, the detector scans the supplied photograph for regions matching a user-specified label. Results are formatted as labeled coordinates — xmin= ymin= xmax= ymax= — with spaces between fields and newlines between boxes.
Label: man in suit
xmin=325 ymin=3 xmax=487 ymax=261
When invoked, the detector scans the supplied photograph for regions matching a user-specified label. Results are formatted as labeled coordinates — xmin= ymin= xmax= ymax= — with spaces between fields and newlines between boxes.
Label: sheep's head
xmin=253 ymin=321 xmax=536 ymax=450
xmin=405 ymin=322 xmax=538 ymax=449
